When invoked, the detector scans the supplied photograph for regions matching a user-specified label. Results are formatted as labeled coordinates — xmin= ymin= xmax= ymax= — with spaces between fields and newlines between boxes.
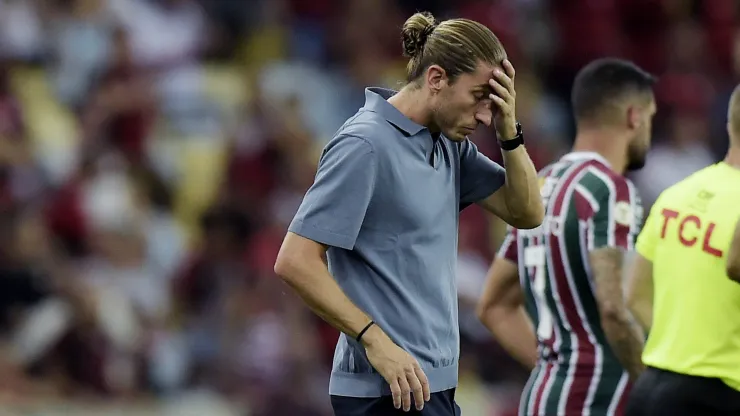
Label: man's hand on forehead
xmin=489 ymin=59 xmax=518 ymax=140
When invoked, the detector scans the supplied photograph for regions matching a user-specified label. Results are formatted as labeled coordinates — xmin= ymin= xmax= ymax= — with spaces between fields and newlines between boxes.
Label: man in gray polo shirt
xmin=274 ymin=12 xmax=544 ymax=416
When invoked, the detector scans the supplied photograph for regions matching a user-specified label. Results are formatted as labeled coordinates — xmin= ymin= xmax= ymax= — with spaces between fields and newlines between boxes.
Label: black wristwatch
xmin=499 ymin=122 xmax=524 ymax=151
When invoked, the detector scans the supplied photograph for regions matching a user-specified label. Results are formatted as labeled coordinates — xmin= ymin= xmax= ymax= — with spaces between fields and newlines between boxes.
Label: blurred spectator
xmin=0 ymin=0 xmax=45 ymax=61
xmin=47 ymin=0 xmax=116 ymax=108
xmin=81 ymin=27 xmax=156 ymax=164
xmin=0 ymin=62 xmax=45 ymax=210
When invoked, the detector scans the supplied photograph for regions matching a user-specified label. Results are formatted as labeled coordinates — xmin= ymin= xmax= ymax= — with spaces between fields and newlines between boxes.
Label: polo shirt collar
xmin=362 ymin=87 xmax=426 ymax=136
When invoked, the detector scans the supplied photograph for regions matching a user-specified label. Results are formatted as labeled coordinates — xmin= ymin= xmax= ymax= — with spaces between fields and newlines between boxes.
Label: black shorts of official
xmin=331 ymin=388 xmax=461 ymax=416
xmin=626 ymin=366 xmax=740 ymax=416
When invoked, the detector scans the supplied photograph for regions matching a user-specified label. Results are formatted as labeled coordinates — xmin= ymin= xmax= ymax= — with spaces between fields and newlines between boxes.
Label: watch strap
xmin=499 ymin=122 xmax=524 ymax=151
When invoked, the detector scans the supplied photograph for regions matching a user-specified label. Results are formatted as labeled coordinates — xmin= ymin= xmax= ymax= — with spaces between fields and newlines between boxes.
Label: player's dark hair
xmin=402 ymin=12 xmax=507 ymax=84
xmin=571 ymin=58 xmax=657 ymax=122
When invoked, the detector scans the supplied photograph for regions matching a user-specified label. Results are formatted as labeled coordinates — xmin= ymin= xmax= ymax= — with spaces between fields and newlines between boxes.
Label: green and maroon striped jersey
xmin=498 ymin=152 xmax=644 ymax=416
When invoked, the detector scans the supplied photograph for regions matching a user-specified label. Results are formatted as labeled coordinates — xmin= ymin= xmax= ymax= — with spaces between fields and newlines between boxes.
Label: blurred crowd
xmin=0 ymin=0 xmax=737 ymax=415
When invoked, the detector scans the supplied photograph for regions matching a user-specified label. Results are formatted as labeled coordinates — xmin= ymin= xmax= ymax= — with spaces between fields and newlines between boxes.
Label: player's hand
xmin=489 ymin=59 xmax=518 ymax=140
xmin=362 ymin=325 xmax=431 ymax=411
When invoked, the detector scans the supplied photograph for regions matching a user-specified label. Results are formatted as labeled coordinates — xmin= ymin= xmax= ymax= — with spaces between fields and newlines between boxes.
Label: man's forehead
xmin=474 ymin=62 xmax=501 ymax=80
xmin=457 ymin=61 xmax=502 ymax=87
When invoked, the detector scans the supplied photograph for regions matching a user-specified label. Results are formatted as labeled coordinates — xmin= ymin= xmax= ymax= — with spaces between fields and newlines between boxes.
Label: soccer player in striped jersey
xmin=476 ymin=58 xmax=657 ymax=416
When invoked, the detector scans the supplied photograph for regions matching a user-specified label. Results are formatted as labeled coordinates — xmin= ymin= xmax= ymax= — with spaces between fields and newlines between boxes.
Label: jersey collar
xmin=561 ymin=152 xmax=611 ymax=169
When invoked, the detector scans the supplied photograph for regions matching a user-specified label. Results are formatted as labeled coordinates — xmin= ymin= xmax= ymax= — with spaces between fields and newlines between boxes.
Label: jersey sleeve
xmin=635 ymin=200 xmax=662 ymax=261
xmin=579 ymin=169 xmax=641 ymax=251
xmin=497 ymin=226 xmax=519 ymax=263
xmin=288 ymin=135 xmax=376 ymax=250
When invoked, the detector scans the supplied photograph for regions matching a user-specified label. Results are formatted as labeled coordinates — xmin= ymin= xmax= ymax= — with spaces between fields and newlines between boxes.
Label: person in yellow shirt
xmin=625 ymin=86 xmax=740 ymax=415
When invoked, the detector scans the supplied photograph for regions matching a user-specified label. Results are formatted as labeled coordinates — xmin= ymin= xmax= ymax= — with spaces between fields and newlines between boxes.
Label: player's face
xmin=433 ymin=62 xmax=496 ymax=142
xmin=626 ymin=95 xmax=656 ymax=171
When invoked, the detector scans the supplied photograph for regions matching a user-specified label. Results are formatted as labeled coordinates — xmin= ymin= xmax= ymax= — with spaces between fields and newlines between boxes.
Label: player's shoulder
xmin=576 ymin=160 xmax=635 ymax=200
xmin=652 ymin=164 xmax=718 ymax=207
xmin=583 ymin=159 xmax=630 ymax=184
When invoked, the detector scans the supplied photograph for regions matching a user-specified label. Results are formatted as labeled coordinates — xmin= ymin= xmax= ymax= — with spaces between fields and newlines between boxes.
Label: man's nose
xmin=475 ymin=106 xmax=493 ymax=127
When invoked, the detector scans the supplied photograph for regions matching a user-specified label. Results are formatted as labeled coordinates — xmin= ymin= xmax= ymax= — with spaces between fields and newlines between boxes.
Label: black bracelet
xmin=356 ymin=320 xmax=376 ymax=342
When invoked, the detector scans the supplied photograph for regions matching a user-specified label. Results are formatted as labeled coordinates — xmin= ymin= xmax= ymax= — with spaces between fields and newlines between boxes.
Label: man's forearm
xmin=480 ymin=306 xmax=537 ymax=370
xmin=501 ymin=146 xmax=542 ymax=224
xmin=592 ymin=247 xmax=645 ymax=381
xmin=277 ymin=257 xmax=383 ymax=344
xmin=602 ymin=315 xmax=646 ymax=380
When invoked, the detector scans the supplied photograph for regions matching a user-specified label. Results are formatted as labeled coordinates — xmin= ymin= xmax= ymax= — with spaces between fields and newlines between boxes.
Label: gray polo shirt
xmin=289 ymin=87 xmax=506 ymax=397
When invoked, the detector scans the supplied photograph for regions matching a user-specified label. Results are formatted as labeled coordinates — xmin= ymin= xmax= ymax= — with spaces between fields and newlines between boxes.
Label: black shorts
xmin=626 ymin=367 xmax=740 ymax=416
xmin=331 ymin=388 xmax=461 ymax=416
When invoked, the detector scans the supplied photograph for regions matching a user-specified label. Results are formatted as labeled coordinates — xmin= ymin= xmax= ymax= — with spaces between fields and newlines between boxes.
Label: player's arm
xmin=476 ymin=230 xmax=538 ymax=370
xmin=591 ymin=247 xmax=645 ymax=381
xmin=584 ymin=176 xmax=645 ymax=381
xmin=626 ymin=253 xmax=653 ymax=333
xmin=625 ymin=201 xmax=662 ymax=333
xmin=726 ymin=216 xmax=740 ymax=282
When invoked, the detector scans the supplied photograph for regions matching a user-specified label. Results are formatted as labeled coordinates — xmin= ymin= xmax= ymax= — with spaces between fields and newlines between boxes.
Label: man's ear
xmin=426 ymin=64 xmax=448 ymax=94
xmin=626 ymin=106 xmax=642 ymax=130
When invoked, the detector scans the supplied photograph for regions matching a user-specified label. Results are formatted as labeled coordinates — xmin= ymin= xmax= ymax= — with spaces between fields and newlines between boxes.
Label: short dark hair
xmin=571 ymin=58 xmax=657 ymax=122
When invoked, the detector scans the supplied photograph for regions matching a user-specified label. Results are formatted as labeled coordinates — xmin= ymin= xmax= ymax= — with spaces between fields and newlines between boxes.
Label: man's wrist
xmin=359 ymin=322 xmax=386 ymax=349
xmin=497 ymin=121 xmax=519 ymax=141
xmin=498 ymin=122 xmax=524 ymax=151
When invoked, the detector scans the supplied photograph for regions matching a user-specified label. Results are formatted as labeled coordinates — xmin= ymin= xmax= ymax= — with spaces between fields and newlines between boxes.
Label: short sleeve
xmin=497 ymin=226 xmax=519 ymax=263
xmin=459 ymin=138 xmax=506 ymax=210
xmin=635 ymin=203 xmax=661 ymax=261
xmin=288 ymin=135 xmax=376 ymax=250
xmin=586 ymin=171 xmax=640 ymax=251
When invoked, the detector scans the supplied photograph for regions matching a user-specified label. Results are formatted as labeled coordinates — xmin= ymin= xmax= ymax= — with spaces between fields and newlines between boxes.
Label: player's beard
xmin=626 ymin=141 xmax=648 ymax=171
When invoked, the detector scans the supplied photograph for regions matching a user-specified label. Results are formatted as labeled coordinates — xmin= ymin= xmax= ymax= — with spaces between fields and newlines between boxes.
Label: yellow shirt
xmin=636 ymin=162 xmax=740 ymax=390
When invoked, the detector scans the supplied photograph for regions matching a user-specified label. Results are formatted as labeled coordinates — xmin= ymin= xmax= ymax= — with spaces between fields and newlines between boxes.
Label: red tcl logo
xmin=660 ymin=209 xmax=723 ymax=258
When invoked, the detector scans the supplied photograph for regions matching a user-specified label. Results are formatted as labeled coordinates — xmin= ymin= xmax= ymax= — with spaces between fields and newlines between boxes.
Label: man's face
xmin=626 ymin=94 xmax=657 ymax=171
xmin=431 ymin=62 xmax=497 ymax=142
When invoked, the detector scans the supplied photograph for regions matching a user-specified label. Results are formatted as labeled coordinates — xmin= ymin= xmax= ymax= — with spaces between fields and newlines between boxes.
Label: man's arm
xmin=726 ymin=217 xmax=740 ymax=282
xmin=275 ymin=234 xmax=429 ymax=411
xmin=478 ymin=146 xmax=544 ymax=229
xmin=590 ymin=247 xmax=645 ymax=380
xmin=476 ymin=230 xmax=538 ymax=369
xmin=477 ymin=257 xmax=537 ymax=369
xmin=458 ymin=139 xmax=543 ymax=229
xmin=626 ymin=199 xmax=663 ymax=333
xmin=626 ymin=254 xmax=654 ymax=333
xmin=458 ymin=59 xmax=544 ymax=229
xmin=276 ymin=135 xmax=430 ymax=411
xmin=275 ymin=233 xmax=379 ymax=341
xmin=584 ymin=174 xmax=645 ymax=381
